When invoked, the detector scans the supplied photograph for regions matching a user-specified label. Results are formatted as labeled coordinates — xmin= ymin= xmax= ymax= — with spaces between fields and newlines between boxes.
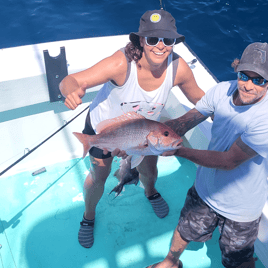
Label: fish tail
xmin=73 ymin=132 xmax=92 ymax=158
xmin=109 ymin=183 xmax=124 ymax=198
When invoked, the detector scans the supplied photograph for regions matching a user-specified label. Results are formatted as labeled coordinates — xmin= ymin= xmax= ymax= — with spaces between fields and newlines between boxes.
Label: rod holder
xmin=43 ymin=47 xmax=68 ymax=102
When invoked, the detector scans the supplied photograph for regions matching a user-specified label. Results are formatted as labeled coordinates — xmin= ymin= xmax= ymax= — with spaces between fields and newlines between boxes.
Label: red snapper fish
xmin=73 ymin=112 xmax=182 ymax=168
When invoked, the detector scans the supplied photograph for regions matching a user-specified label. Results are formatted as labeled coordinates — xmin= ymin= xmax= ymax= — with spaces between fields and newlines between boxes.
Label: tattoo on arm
xmin=167 ymin=109 xmax=207 ymax=136
xmin=170 ymin=249 xmax=184 ymax=262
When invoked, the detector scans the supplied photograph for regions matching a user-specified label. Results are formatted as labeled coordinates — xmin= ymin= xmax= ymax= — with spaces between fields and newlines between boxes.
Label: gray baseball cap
xmin=237 ymin=42 xmax=268 ymax=80
xmin=129 ymin=9 xmax=185 ymax=45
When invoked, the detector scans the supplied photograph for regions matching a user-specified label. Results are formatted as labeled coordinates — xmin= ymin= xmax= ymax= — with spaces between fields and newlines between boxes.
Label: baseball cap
xmin=129 ymin=9 xmax=185 ymax=45
xmin=237 ymin=42 xmax=268 ymax=80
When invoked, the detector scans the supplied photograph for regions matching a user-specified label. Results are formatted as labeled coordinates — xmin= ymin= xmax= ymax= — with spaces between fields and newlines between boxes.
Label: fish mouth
xmin=172 ymin=138 xmax=183 ymax=148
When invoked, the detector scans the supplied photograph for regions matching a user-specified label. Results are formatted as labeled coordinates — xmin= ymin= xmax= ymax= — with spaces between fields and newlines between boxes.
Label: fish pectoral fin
xmin=146 ymin=134 xmax=161 ymax=155
xmin=131 ymin=155 xmax=144 ymax=169
xmin=135 ymin=142 xmax=149 ymax=149
xmin=147 ymin=133 xmax=159 ymax=147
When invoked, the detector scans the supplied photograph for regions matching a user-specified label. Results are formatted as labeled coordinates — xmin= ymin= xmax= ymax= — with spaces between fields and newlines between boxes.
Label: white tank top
xmin=89 ymin=52 xmax=174 ymax=133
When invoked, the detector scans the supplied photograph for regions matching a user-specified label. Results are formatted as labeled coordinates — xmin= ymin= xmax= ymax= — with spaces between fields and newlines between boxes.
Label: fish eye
xmin=164 ymin=131 xmax=169 ymax=137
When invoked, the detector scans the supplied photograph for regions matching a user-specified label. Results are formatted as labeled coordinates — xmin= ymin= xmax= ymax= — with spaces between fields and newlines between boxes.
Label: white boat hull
xmin=0 ymin=35 xmax=267 ymax=267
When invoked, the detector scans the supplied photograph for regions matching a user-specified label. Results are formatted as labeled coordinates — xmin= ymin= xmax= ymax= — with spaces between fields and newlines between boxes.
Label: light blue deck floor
xmin=0 ymin=156 xmax=264 ymax=268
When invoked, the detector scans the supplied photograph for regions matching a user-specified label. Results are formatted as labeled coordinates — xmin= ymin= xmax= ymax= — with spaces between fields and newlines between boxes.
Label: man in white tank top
xmin=59 ymin=9 xmax=204 ymax=250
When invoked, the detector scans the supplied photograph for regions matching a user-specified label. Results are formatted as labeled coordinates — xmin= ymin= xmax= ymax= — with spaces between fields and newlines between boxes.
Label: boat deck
xmin=0 ymin=156 xmax=264 ymax=268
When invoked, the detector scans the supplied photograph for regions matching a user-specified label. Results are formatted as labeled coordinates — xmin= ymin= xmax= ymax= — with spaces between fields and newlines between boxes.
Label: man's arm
xmin=164 ymin=108 xmax=208 ymax=137
xmin=175 ymin=137 xmax=257 ymax=170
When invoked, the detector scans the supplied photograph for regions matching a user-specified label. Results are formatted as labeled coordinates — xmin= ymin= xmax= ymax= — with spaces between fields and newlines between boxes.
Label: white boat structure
xmin=0 ymin=35 xmax=267 ymax=267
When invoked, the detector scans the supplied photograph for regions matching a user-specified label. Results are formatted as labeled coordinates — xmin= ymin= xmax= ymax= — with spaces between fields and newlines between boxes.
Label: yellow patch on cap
xmin=150 ymin=13 xmax=161 ymax=23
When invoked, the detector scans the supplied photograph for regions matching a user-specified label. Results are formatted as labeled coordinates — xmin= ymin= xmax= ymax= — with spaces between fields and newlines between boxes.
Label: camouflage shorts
xmin=177 ymin=185 xmax=261 ymax=268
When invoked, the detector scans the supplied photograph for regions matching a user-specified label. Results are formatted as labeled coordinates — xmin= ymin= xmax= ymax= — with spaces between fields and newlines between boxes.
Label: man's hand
xmin=64 ymin=83 xmax=87 ymax=110
xmin=161 ymin=146 xmax=181 ymax=157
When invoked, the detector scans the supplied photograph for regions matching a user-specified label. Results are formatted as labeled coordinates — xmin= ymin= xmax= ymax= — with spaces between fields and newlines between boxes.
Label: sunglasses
xmin=145 ymin=37 xmax=176 ymax=47
xmin=237 ymin=71 xmax=267 ymax=86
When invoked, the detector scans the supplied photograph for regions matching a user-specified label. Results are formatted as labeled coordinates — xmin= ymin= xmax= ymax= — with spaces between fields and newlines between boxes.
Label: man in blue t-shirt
xmin=147 ymin=42 xmax=268 ymax=268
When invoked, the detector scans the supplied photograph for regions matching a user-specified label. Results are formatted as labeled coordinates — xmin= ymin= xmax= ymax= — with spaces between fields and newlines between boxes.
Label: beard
xmin=237 ymin=87 xmax=267 ymax=105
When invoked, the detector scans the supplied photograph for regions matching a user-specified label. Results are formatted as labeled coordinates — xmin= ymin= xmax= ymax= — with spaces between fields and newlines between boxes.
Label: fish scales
xmin=94 ymin=118 xmax=151 ymax=152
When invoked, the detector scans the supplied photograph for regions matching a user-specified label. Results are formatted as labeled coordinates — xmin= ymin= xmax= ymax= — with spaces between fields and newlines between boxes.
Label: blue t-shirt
xmin=195 ymin=80 xmax=268 ymax=222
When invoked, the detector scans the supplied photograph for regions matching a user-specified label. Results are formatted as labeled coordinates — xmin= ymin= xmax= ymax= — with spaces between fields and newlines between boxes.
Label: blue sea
xmin=1 ymin=0 xmax=268 ymax=81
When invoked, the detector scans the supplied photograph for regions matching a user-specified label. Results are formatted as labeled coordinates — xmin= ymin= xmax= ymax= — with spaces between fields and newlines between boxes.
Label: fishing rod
xmin=0 ymin=105 xmax=89 ymax=177
xmin=159 ymin=0 xmax=165 ymax=9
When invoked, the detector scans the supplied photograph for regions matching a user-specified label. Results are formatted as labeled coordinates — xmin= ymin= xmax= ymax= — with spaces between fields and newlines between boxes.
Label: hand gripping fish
xmin=73 ymin=112 xmax=183 ymax=168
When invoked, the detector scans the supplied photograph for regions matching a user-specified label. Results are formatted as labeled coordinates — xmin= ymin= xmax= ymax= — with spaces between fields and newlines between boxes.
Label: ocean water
xmin=1 ymin=0 xmax=268 ymax=81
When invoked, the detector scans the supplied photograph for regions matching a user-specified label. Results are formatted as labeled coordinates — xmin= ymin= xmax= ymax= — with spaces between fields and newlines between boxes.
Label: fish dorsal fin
xmin=96 ymin=112 xmax=145 ymax=133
